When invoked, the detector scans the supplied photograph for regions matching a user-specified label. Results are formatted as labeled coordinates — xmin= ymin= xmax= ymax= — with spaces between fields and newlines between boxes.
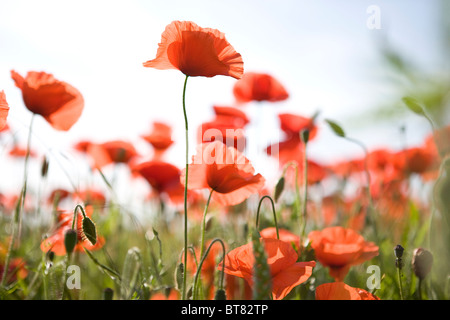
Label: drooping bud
xmin=81 ymin=216 xmax=97 ymax=245
xmin=174 ymin=262 xmax=184 ymax=292
xmin=412 ymin=248 xmax=433 ymax=280
xmin=64 ymin=229 xmax=78 ymax=255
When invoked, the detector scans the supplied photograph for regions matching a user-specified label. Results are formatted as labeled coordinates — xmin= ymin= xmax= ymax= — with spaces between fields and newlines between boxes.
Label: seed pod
xmin=41 ymin=156 xmax=49 ymax=177
xmin=102 ymin=287 xmax=114 ymax=300
xmin=412 ymin=248 xmax=433 ymax=280
xmin=64 ymin=229 xmax=78 ymax=255
xmin=394 ymin=245 xmax=404 ymax=259
xmin=214 ymin=289 xmax=227 ymax=300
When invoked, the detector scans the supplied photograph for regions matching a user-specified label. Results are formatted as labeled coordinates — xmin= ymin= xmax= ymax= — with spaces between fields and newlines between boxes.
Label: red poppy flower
xmin=0 ymin=91 xmax=9 ymax=131
xmin=393 ymin=146 xmax=434 ymax=176
xmin=143 ymin=21 xmax=243 ymax=79
xmin=233 ymin=72 xmax=289 ymax=103
xmin=40 ymin=210 xmax=104 ymax=256
xmin=308 ymin=226 xmax=379 ymax=281
xmin=316 ymin=282 xmax=380 ymax=300
xmin=132 ymin=160 xmax=185 ymax=205
xmin=213 ymin=106 xmax=250 ymax=127
xmin=11 ymin=70 xmax=84 ymax=131
xmin=86 ymin=140 xmax=139 ymax=169
xmin=182 ymin=141 xmax=265 ymax=206
xmin=278 ymin=113 xmax=318 ymax=140
xmin=260 ymin=227 xmax=301 ymax=251
xmin=141 ymin=121 xmax=174 ymax=154
xmin=150 ymin=289 xmax=180 ymax=300
xmin=220 ymin=238 xmax=315 ymax=300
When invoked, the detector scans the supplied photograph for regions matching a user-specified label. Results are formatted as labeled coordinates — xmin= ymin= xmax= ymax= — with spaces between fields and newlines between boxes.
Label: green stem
xmin=192 ymin=238 xmax=226 ymax=300
xmin=418 ymin=278 xmax=423 ymax=300
xmin=193 ymin=189 xmax=213 ymax=299
xmin=397 ymin=264 xmax=404 ymax=300
xmin=1 ymin=114 xmax=34 ymax=288
xmin=182 ymin=75 xmax=189 ymax=300
xmin=256 ymin=195 xmax=279 ymax=239
xmin=301 ymin=139 xmax=308 ymax=240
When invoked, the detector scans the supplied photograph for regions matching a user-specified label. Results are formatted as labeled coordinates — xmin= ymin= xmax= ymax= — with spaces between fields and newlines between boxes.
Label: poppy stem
xmin=181 ymin=75 xmax=190 ymax=300
xmin=256 ymin=195 xmax=279 ymax=239
xmin=199 ymin=190 xmax=214 ymax=260
xmin=1 ymin=114 xmax=34 ymax=288
xmin=300 ymin=130 xmax=309 ymax=241
xmin=193 ymin=238 xmax=226 ymax=300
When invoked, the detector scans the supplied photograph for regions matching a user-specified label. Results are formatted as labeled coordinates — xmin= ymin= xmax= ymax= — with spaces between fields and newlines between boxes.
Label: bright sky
xmin=0 ymin=0 xmax=445 ymax=199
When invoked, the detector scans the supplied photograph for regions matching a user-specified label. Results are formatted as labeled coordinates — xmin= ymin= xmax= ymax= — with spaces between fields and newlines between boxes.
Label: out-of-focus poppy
xmin=233 ymin=72 xmax=289 ymax=103
xmin=278 ymin=113 xmax=318 ymax=140
xmin=141 ymin=122 xmax=174 ymax=159
xmin=143 ymin=20 xmax=243 ymax=79
xmin=11 ymin=70 xmax=84 ymax=131
xmin=0 ymin=91 xmax=9 ymax=131
xmin=199 ymin=117 xmax=246 ymax=152
xmin=182 ymin=141 xmax=265 ymax=206
xmin=86 ymin=140 xmax=139 ymax=169
xmin=315 ymin=282 xmax=380 ymax=300
xmin=0 ymin=257 xmax=28 ymax=284
xmin=220 ymin=238 xmax=315 ymax=300
xmin=40 ymin=210 xmax=104 ymax=256
xmin=8 ymin=145 xmax=38 ymax=158
xmin=371 ymin=180 xmax=409 ymax=221
xmin=213 ymin=106 xmax=250 ymax=127
xmin=308 ymin=226 xmax=378 ymax=281
xmin=393 ymin=146 xmax=435 ymax=176
xmin=150 ymin=289 xmax=179 ymax=300
xmin=132 ymin=160 xmax=185 ymax=205
xmin=259 ymin=227 xmax=301 ymax=250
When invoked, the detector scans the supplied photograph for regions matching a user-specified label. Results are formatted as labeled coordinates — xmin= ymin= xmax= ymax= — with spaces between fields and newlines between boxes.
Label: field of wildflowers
xmin=0 ymin=3 xmax=449 ymax=304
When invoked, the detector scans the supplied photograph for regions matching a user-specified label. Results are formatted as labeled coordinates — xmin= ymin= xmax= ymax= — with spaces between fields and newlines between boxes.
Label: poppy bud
xmin=102 ymin=287 xmax=114 ymax=300
xmin=81 ymin=216 xmax=97 ymax=245
xmin=64 ymin=229 xmax=78 ymax=255
xmin=394 ymin=245 xmax=404 ymax=259
xmin=214 ymin=289 xmax=227 ymax=300
xmin=47 ymin=250 xmax=55 ymax=262
xmin=174 ymin=263 xmax=184 ymax=292
xmin=41 ymin=156 xmax=49 ymax=177
xmin=274 ymin=176 xmax=285 ymax=203
xmin=300 ymin=129 xmax=310 ymax=144
xmin=412 ymin=248 xmax=433 ymax=280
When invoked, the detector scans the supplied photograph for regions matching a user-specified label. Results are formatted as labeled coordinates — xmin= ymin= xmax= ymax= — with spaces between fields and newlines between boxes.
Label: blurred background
xmin=0 ymin=0 xmax=448 ymax=201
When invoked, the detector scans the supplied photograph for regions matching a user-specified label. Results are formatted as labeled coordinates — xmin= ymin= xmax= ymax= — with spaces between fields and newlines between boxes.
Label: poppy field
xmin=1 ymin=2 xmax=449 ymax=303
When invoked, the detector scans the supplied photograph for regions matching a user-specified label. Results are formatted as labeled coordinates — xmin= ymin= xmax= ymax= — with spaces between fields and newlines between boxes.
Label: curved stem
xmin=1 ymin=114 xmax=34 ymax=287
xmin=181 ymin=75 xmax=190 ymax=300
xmin=396 ymin=263 xmax=404 ymax=300
xmin=192 ymin=238 xmax=226 ymax=300
xmin=256 ymin=195 xmax=279 ymax=239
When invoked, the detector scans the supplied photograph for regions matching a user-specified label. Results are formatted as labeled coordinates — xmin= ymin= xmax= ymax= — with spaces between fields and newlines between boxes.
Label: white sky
xmin=0 ymin=0 xmax=446 ymax=199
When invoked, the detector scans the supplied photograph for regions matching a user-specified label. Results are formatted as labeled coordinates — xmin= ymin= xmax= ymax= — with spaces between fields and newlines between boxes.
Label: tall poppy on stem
xmin=316 ymin=282 xmax=380 ymax=300
xmin=143 ymin=20 xmax=243 ymax=300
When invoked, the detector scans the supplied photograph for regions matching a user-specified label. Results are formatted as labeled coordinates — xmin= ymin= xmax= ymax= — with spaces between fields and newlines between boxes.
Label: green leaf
xmin=325 ymin=119 xmax=346 ymax=137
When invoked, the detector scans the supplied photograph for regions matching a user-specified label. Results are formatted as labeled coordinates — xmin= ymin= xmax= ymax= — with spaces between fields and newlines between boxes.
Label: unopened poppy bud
xmin=41 ymin=156 xmax=49 ymax=177
xmin=64 ymin=229 xmax=78 ymax=255
xmin=214 ymin=289 xmax=226 ymax=300
xmin=394 ymin=245 xmax=404 ymax=259
xmin=412 ymin=248 xmax=433 ymax=280
xmin=81 ymin=216 xmax=97 ymax=245
xmin=274 ymin=176 xmax=285 ymax=203
xmin=300 ymin=129 xmax=310 ymax=144
xmin=47 ymin=250 xmax=55 ymax=262
xmin=164 ymin=286 xmax=172 ymax=299
xmin=175 ymin=263 xmax=184 ymax=291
